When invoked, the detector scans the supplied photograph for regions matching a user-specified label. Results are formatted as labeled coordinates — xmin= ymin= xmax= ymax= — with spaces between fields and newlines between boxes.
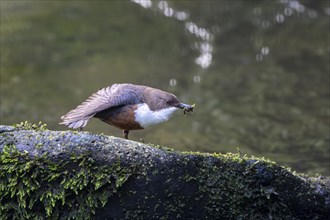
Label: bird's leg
xmin=123 ymin=130 xmax=129 ymax=139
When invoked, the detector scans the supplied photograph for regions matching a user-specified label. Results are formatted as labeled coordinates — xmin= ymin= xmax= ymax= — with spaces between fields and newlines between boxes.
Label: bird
xmin=60 ymin=83 xmax=194 ymax=139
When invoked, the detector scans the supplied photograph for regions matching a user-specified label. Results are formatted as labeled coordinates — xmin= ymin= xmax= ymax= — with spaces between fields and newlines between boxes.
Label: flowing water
xmin=1 ymin=0 xmax=329 ymax=176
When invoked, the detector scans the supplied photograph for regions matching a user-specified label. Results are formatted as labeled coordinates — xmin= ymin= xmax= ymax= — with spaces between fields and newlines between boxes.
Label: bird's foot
xmin=123 ymin=130 xmax=129 ymax=139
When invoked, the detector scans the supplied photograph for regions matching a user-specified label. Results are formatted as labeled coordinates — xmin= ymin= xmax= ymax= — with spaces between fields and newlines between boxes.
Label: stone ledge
xmin=0 ymin=124 xmax=329 ymax=219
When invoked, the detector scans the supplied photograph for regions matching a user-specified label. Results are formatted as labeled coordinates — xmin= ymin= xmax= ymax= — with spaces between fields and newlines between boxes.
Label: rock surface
xmin=0 ymin=123 xmax=329 ymax=219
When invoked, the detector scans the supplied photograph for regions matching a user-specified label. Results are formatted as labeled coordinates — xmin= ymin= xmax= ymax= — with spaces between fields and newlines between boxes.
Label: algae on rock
xmin=0 ymin=123 xmax=329 ymax=219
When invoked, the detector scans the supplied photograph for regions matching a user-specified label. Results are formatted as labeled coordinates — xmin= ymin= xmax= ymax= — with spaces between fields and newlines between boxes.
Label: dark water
xmin=1 ymin=0 xmax=329 ymax=176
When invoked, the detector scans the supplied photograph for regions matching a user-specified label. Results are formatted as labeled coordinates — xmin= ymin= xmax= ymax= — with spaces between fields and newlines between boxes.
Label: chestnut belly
xmin=94 ymin=105 xmax=143 ymax=130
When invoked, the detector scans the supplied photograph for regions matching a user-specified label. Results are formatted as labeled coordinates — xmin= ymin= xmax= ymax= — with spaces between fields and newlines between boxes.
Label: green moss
xmin=13 ymin=121 xmax=48 ymax=131
xmin=0 ymin=144 xmax=132 ymax=219
xmin=1 ymin=125 xmax=327 ymax=219
xmin=144 ymin=149 xmax=295 ymax=219
xmin=147 ymin=145 xmax=292 ymax=218
xmin=180 ymin=150 xmax=277 ymax=165
xmin=149 ymin=144 xmax=175 ymax=152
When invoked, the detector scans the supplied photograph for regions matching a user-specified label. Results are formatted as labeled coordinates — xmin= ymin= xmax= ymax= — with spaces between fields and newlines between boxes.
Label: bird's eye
xmin=166 ymin=99 xmax=173 ymax=104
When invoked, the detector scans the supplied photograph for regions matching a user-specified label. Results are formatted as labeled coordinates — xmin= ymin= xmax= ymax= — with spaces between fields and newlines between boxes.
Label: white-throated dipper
xmin=60 ymin=83 xmax=194 ymax=139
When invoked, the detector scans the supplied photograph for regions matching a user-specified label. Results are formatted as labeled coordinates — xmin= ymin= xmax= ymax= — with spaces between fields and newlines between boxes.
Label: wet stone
xmin=0 ymin=126 xmax=329 ymax=219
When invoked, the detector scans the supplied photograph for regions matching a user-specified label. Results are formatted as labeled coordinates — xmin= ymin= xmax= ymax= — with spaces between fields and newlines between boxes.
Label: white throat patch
xmin=134 ymin=103 xmax=178 ymax=128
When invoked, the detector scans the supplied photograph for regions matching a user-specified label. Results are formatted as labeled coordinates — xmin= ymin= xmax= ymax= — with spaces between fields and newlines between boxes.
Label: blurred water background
xmin=1 ymin=0 xmax=329 ymax=176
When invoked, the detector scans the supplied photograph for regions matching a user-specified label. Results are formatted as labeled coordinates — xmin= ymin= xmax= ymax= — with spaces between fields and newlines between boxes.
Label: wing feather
xmin=60 ymin=84 xmax=143 ymax=129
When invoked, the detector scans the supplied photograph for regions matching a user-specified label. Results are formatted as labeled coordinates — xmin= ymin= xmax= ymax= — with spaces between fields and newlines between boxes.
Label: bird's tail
xmin=59 ymin=111 xmax=92 ymax=129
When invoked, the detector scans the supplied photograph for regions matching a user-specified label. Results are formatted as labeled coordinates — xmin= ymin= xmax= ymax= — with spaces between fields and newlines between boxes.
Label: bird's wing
xmin=60 ymin=84 xmax=143 ymax=129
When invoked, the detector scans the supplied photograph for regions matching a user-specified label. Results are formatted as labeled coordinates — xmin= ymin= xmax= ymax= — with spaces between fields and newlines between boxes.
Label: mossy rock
xmin=0 ymin=123 xmax=329 ymax=219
